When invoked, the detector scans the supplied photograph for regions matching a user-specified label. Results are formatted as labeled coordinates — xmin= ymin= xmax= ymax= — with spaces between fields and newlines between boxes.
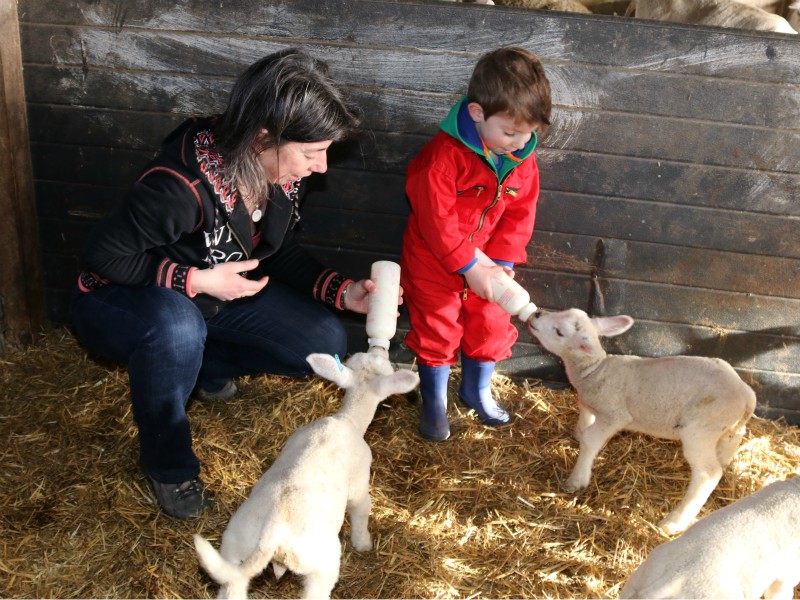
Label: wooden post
xmin=0 ymin=0 xmax=44 ymax=351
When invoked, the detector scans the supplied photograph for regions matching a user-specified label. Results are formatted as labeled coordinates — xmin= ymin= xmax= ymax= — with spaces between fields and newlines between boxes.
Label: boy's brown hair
xmin=467 ymin=46 xmax=552 ymax=132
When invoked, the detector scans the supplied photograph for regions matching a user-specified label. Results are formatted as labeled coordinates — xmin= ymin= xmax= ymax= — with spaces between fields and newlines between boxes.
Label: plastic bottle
xmin=366 ymin=261 xmax=401 ymax=350
xmin=474 ymin=248 xmax=538 ymax=322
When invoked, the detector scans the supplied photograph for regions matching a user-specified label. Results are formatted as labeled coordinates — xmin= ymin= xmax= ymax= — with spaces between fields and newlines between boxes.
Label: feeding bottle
xmin=474 ymin=248 xmax=537 ymax=322
xmin=366 ymin=261 xmax=401 ymax=350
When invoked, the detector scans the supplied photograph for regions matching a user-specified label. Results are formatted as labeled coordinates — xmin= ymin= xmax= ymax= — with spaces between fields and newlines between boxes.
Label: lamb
xmin=620 ymin=476 xmax=800 ymax=599
xmin=526 ymin=308 xmax=756 ymax=534
xmin=193 ymin=347 xmax=420 ymax=599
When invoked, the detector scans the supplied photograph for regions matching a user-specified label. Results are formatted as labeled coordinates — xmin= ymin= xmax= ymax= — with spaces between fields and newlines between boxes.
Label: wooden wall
xmin=0 ymin=0 xmax=43 ymax=351
xmin=17 ymin=0 xmax=800 ymax=422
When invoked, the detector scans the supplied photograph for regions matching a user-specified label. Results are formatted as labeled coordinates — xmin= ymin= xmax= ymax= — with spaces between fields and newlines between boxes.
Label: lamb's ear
xmin=593 ymin=315 xmax=634 ymax=337
xmin=370 ymin=369 xmax=420 ymax=398
xmin=306 ymin=353 xmax=354 ymax=388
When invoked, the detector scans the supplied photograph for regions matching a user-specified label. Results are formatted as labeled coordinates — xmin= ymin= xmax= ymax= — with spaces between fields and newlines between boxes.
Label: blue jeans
xmin=71 ymin=282 xmax=347 ymax=483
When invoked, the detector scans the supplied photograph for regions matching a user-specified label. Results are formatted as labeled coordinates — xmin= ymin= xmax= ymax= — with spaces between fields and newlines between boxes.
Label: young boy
xmin=400 ymin=46 xmax=552 ymax=441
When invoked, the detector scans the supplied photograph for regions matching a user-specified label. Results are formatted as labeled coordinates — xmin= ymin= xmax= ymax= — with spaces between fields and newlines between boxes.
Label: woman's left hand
xmin=344 ymin=279 xmax=404 ymax=314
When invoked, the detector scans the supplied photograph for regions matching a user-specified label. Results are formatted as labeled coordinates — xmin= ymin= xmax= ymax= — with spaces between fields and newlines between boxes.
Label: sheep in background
xmin=621 ymin=477 xmax=800 ymax=599
xmin=527 ymin=308 xmax=756 ymax=534
xmin=194 ymin=348 xmax=419 ymax=599
xmin=788 ymin=1 xmax=800 ymax=30
xmin=627 ymin=0 xmax=798 ymax=33
xmin=439 ymin=0 xmax=591 ymax=8
xmin=494 ymin=0 xmax=591 ymax=12
xmin=439 ymin=0 xmax=496 ymax=5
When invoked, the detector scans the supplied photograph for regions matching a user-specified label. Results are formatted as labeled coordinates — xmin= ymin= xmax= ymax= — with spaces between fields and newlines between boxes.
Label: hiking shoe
xmin=148 ymin=476 xmax=212 ymax=519
xmin=194 ymin=380 xmax=237 ymax=402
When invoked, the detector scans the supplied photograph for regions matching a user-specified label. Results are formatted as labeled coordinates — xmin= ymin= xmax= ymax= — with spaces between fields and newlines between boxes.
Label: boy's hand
xmin=464 ymin=262 xmax=504 ymax=302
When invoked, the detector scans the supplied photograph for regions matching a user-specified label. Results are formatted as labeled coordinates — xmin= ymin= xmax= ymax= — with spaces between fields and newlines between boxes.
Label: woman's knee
xmin=72 ymin=286 xmax=206 ymax=363
xmin=145 ymin=292 xmax=207 ymax=350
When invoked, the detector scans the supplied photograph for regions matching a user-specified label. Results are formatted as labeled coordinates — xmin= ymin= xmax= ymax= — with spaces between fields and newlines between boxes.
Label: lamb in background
xmin=620 ymin=476 xmax=800 ymax=599
xmin=194 ymin=348 xmax=419 ymax=599
xmin=527 ymin=308 xmax=756 ymax=534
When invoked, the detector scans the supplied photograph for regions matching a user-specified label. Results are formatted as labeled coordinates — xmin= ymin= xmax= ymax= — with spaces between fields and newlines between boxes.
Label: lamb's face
xmin=346 ymin=348 xmax=395 ymax=381
xmin=527 ymin=308 xmax=598 ymax=358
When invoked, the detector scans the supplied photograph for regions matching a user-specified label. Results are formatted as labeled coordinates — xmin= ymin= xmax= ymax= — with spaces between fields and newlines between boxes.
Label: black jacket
xmin=78 ymin=117 xmax=350 ymax=318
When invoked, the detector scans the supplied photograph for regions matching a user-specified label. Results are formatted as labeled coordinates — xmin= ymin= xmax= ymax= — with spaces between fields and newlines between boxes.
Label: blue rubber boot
xmin=458 ymin=356 xmax=511 ymax=426
xmin=418 ymin=364 xmax=451 ymax=442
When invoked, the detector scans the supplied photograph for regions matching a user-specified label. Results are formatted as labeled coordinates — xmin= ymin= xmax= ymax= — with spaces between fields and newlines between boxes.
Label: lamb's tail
xmin=194 ymin=527 xmax=280 ymax=590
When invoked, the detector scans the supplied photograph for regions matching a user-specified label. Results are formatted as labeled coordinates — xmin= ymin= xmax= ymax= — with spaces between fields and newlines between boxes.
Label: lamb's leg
xmin=300 ymin=536 xmax=341 ymax=600
xmin=659 ymin=435 xmax=722 ymax=535
xmin=218 ymin=578 xmax=250 ymax=600
xmin=564 ymin=418 xmax=621 ymax=492
xmin=716 ymin=424 xmax=746 ymax=467
xmin=347 ymin=465 xmax=373 ymax=552
xmin=573 ymin=405 xmax=596 ymax=439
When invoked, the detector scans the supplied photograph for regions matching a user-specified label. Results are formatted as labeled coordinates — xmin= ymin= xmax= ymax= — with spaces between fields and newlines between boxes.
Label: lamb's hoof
xmin=563 ymin=477 xmax=588 ymax=493
xmin=351 ymin=537 xmax=373 ymax=552
xmin=657 ymin=517 xmax=688 ymax=536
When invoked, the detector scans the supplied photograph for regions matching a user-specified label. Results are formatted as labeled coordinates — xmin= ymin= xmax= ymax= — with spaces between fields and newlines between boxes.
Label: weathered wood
xmin=0 ymin=0 xmax=44 ymax=350
xmin=17 ymin=0 xmax=800 ymax=421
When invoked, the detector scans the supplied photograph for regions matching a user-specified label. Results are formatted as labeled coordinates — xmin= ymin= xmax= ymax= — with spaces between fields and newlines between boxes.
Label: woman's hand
xmin=190 ymin=259 xmax=269 ymax=301
xmin=343 ymin=278 xmax=405 ymax=315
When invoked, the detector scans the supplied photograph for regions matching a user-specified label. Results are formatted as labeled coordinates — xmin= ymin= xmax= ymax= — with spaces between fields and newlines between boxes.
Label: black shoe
xmin=148 ymin=476 xmax=212 ymax=519
xmin=194 ymin=380 xmax=237 ymax=402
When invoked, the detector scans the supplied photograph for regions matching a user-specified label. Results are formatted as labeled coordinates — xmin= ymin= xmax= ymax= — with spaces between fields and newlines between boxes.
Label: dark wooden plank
xmin=38 ymin=218 xmax=95 ymax=256
xmin=43 ymin=288 xmax=74 ymax=324
xmin=326 ymin=135 xmax=800 ymax=217
xmin=529 ymin=231 xmax=800 ymax=300
xmin=535 ymin=189 xmax=800 ymax=256
xmin=26 ymin=97 xmax=800 ymax=179
xmin=29 ymin=142 xmax=152 ymax=187
xmin=34 ymin=181 xmax=125 ymax=221
xmin=19 ymin=0 xmax=800 ymax=83
xmin=26 ymin=104 xmax=183 ymax=153
xmin=41 ymin=253 xmax=80 ymax=289
xmin=297 ymin=207 xmax=408 ymax=255
xmin=304 ymin=168 xmax=800 ymax=259
xmin=22 ymin=52 xmax=800 ymax=131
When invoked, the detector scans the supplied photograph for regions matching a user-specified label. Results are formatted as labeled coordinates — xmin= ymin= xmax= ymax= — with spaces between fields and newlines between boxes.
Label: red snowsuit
xmin=400 ymin=98 xmax=540 ymax=367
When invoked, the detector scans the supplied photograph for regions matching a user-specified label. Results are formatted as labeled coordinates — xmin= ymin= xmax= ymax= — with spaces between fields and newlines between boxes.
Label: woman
xmin=72 ymin=49 xmax=383 ymax=520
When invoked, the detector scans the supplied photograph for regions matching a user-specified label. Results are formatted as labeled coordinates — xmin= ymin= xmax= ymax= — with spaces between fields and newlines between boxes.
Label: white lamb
xmin=194 ymin=348 xmax=419 ymax=599
xmin=527 ymin=308 xmax=756 ymax=534
xmin=620 ymin=476 xmax=800 ymax=599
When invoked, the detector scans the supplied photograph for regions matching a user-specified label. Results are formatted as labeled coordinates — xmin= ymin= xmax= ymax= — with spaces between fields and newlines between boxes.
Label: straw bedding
xmin=2 ymin=328 xmax=799 ymax=598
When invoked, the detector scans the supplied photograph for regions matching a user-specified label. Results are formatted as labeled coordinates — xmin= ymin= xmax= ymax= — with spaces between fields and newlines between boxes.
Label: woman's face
xmin=258 ymin=139 xmax=333 ymax=185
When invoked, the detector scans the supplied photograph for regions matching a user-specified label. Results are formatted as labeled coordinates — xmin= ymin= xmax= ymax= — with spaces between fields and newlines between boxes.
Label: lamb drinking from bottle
xmin=194 ymin=349 xmax=419 ymax=599
xmin=527 ymin=308 xmax=756 ymax=534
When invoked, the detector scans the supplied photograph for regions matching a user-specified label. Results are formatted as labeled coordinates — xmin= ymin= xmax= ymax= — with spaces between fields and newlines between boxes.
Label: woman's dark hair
xmin=214 ymin=48 xmax=361 ymax=198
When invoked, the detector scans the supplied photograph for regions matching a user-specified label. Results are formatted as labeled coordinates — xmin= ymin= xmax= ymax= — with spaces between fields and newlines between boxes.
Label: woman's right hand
xmin=190 ymin=259 xmax=269 ymax=301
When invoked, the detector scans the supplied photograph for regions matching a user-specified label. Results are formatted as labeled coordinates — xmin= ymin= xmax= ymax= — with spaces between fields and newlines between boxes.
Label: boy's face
xmin=468 ymin=103 xmax=539 ymax=156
